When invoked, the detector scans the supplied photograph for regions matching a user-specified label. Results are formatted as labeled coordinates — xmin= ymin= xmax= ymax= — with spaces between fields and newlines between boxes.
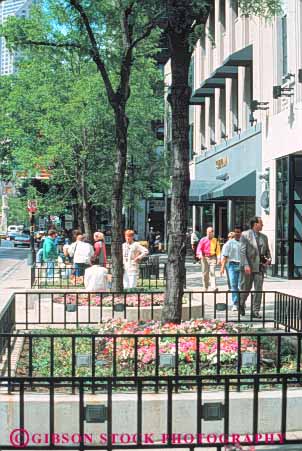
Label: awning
xmin=200 ymin=77 xmax=225 ymax=89
xmin=190 ymin=87 xmax=214 ymax=105
xmin=189 ymin=180 xmax=224 ymax=202
xmin=223 ymin=44 xmax=253 ymax=67
xmin=190 ymin=45 xmax=252 ymax=105
xmin=199 ymin=170 xmax=256 ymax=201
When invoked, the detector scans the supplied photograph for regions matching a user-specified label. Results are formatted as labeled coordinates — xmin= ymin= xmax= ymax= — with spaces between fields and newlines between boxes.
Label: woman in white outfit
xmin=123 ymin=229 xmax=149 ymax=288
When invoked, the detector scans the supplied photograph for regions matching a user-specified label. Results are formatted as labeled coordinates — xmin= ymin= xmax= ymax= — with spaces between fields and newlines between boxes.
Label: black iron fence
xmin=0 ymin=374 xmax=301 ymax=449
xmin=31 ymin=261 xmax=181 ymax=290
xmin=0 ymin=289 xmax=301 ymax=330
xmin=1 ymin=331 xmax=301 ymax=381
xmin=9 ymin=290 xmax=279 ymax=328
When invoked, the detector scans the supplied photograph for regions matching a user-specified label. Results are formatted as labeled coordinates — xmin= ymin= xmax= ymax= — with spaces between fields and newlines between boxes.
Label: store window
xmin=275 ymin=155 xmax=302 ymax=278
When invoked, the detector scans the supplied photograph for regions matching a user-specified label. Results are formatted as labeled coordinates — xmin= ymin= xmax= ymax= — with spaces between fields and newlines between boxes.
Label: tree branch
xmin=14 ymin=39 xmax=83 ymax=49
xmin=69 ymin=0 xmax=116 ymax=106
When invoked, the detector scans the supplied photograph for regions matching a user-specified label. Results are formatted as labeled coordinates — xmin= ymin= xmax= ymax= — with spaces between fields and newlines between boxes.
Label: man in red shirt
xmin=196 ymin=227 xmax=221 ymax=291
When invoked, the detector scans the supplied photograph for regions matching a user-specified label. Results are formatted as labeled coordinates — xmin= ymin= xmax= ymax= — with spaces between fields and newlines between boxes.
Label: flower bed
xmin=16 ymin=319 xmax=268 ymax=379
xmin=53 ymin=293 xmax=167 ymax=307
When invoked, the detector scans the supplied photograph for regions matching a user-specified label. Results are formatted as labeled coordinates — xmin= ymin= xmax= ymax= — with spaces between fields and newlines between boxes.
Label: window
xmin=231 ymin=78 xmax=239 ymax=133
xmin=200 ymin=105 xmax=206 ymax=150
xmin=189 ymin=57 xmax=194 ymax=90
xmin=219 ymin=89 xmax=226 ymax=138
xmin=281 ymin=15 xmax=288 ymax=77
xmin=209 ymin=6 xmax=215 ymax=43
xmin=219 ymin=0 xmax=226 ymax=30
xmin=231 ymin=0 xmax=238 ymax=18
xmin=209 ymin=97 xmax=215 ymax=143
xmin=189 ymin=124 xmax=194 ymax=160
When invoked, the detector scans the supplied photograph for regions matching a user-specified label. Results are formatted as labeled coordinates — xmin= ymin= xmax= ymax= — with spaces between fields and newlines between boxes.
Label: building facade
xmin=164 ymin=0 xmax=302 ymax=278
xmin=0 ymin=0 xmax=34 ymax=75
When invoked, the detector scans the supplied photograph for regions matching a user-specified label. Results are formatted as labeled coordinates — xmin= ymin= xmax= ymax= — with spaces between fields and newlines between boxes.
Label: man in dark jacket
xmin=240 ymin=217 xmax=271 ymax=318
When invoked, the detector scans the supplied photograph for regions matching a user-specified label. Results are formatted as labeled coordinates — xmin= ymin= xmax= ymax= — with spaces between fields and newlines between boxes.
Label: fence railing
xmin=9 ymin=290 xmax=277 ymax=328
xmin=0 ymin=374 xmax=301 ymax=449
xmin=1 ymin=290 xmax=301 ymax=330
xmin=31 ymin=261 xmax=181 ymax=290
xmin=1 ymin=331 xmax=301 ymax=382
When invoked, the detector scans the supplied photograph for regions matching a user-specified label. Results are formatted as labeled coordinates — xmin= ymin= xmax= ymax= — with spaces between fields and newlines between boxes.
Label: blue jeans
xmin=228 ymin=262 xmax=241 ymax=304
xmin=74 ymin=263 xmax=89 ymax=277
xmin=46 ymin=261 xmax=55 ymax=279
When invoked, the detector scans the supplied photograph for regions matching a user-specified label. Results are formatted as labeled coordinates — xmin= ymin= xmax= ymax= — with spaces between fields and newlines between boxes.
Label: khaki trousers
xmin=201 ymin=256 xmax=217 ymax=290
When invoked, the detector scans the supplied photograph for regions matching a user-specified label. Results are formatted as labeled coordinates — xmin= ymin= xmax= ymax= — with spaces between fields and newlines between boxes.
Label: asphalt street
xmin=0 ymin=240 xmax=29 ymax=280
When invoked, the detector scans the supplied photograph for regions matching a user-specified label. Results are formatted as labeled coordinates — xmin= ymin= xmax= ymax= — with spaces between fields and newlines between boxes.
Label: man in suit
xmin=240 ymin=217 xmax=271 ymax=318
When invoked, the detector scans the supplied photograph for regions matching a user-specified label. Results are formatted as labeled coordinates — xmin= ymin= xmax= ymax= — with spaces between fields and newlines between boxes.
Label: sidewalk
xmin=185 ymin=258 xmax=302 ymax=296
xmin=0 ymin=259 xmax=30 ymax=312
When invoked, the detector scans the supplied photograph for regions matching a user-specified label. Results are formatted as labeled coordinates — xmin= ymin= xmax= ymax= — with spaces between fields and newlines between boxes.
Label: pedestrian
xmin=196 ymin=226 xmax=221 ymax=291
xmin=68 ymin=232 xmax=94 ymax=277
xmin=220 ymin=227 xmax=242 ymax=311
xmin=42 ymin=229 xmax=58 ymax=282
xmin=123 ymin=229 xmax=149 ymax=288
xmin=36 ymin=232 xmax=46 ymax=265
xmin=93 ymin=232 xmax=107 ymax=267
xmin=239 ymin=217 xmax=271 ymax=318
xmin=84 ymin=258 xmax=109 ymax=291
xmin=191 ymin=226 xmax=201 ymax=263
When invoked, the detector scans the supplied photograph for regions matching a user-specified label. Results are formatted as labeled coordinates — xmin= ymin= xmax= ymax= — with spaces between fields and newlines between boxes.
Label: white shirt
xmin=222 ymin=239 xmax=241 ymax=263
xmin=84 ymin=266 xmax=108 ymax=291
xmin=122 ymin=241 xmax=149 ymax=274
xmin=69 ymin=241 xmax=94 ymax=264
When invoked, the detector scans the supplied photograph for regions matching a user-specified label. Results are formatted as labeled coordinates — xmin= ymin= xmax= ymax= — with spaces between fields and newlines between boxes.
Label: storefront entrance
xmin=276 ymin=154 xmax=302 ymax=279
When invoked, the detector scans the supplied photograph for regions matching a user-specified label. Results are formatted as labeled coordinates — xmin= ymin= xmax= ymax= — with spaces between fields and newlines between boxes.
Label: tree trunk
xmin=162 ymin=33 xmax=191 ymax=323
xmin=89 ymin=206 xmax=97 ymax=233
xmin=111 ymin=107 xmax=128 ymax=291
xmin=80 ymin=162 xmax=93 ymax=240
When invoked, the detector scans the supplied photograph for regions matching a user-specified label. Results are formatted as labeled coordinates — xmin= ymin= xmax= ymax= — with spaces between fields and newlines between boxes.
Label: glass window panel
xmin=294 ymin=267 xmax=302 ymax=278
xmin=283 ymin=181 xmax=289 ymax=202
xmin=294 ymin=181 xmax=302 ymax=201
xmin=294 ymin=205 xmax=302 ymax=240
xmin=294 ymin=158 xmax=302 ymax=177
xmin=294 ymin=242 xmax=302 ymax=267
xmin=245 ymin=202 xmax=255 ymax=227
xmin=283 ymin=243 xmax=289 ymax=277
xmin=282 ymin=157 xmax=288 ymax=179
xmin=277 ymin=207 xmax=283 ymax=239
xmin=283 ymin=206 xmax=289 ymax=239
xmin=276 ymin=183 xmax=283 ymax=203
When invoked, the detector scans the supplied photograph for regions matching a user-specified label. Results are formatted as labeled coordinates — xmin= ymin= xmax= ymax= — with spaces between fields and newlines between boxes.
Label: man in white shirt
xmin=84 ymin=261 xmax=108 ymax=291
xmin=123 ymin=229 xmax=149 ymax=288
xmin=68 ymin=233 xmax=94 ymax=276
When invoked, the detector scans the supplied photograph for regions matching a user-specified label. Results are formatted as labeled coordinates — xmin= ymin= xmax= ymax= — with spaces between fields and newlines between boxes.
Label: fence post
xmin=30 ymin=265 xmax=35 ymax=288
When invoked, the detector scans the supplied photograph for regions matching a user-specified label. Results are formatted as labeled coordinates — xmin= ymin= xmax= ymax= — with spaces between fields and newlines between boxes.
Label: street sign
xmin=27 ymin=200 xmax=37 ymax=213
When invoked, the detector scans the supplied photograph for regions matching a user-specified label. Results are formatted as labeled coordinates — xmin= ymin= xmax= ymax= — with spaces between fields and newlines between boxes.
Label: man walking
xmin=43 ymin=229 xmax=58 ymax=282
xmin=196 ymin=227 xmax=221 ymax=291
xmin=220 ymin=226 xmax=242 ymax=310
xmin=240 ymin=217 xmax=271 ymax=318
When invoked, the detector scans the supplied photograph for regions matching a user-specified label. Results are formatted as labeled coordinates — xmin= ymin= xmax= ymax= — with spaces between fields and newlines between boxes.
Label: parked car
xmin=13 ymin=234 xmax=31 ymax=248
xmin=7 ymin=231 xmax=18 ymax=240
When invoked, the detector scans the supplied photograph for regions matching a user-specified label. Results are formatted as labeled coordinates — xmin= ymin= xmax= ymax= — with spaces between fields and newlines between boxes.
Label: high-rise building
xmin=0 ymin=0 xmax=34 ymax=75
